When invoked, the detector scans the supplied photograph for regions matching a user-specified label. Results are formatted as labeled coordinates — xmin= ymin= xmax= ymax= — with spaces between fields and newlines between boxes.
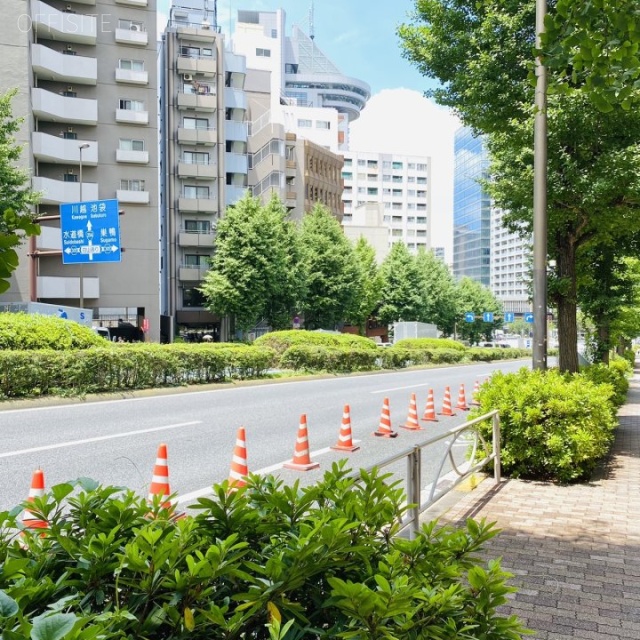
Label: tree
xmin=377 ymin=242 xmax=424 ymax=326
xmin=398 ymin=1 xmax=640 ymax=372
xmin=298 ymin=204 xmax=360 ymax=330
xmin=0 ymin=89 xmax=40 ymax=293
xmin=454 ymin=277 xmax=502 ymax=346
xmin=200 ymin=193 xmax=302 ymax=333
xmin=344 ymin=237 xmax=384 ymax=334
xmin=414 ymin=248 xmax=458 ymax=335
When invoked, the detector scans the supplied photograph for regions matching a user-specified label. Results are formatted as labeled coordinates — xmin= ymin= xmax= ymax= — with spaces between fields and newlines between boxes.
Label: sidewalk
xmin=439 ymin=370 xmax=640 ymax=639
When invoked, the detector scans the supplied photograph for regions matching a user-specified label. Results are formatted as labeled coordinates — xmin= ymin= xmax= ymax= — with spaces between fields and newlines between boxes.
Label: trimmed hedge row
xmin=254 ymin=329 xmax=379 ymax=355
xmin=0 ymin=344 xmax=276 ymax=398
xmin=393 ymin=337 xmax=467 ymax=351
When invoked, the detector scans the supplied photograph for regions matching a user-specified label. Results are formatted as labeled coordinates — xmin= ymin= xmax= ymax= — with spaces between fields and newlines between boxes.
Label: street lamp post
xmin=78 ymin=143 xmax=90 ymax=310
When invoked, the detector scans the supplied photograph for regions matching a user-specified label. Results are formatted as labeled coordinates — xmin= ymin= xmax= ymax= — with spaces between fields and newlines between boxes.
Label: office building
xmin=341 ymin=151 xmax=432 ymax=253
xmin=0 ymin=0 xmax=160 ymax=339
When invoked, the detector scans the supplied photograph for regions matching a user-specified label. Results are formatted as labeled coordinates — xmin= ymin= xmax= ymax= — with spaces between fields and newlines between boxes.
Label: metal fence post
xmin=407 ymin=446 xmax=421 ymax=539
xmin=492 ymin=412 xmax=502 ymax=483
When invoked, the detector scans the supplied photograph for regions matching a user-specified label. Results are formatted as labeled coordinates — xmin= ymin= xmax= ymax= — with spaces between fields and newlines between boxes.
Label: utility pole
xmin=532 ymin=0 xmax=548 ymax=370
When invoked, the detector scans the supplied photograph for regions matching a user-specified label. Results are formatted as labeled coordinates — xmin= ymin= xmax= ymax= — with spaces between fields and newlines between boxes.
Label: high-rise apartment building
xmin=1 ymin=0 xmax=160 ymax=339
xmin=341 ymin=151 xmax=432 ymax=253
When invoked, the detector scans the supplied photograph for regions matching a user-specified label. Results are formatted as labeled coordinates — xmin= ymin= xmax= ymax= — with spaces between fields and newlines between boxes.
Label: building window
xmin=183 ymin=185 xmax=210 ymax=198
xmin=343 ymin=158 xmax=352 ymax=167
xmin=416 ymin=216 xmax=427 ymax=223
xmin=119 ymin=138 xmax=145 ymax=151
xmin=316 ymin=120 xmax=330 ymax=129
xmin=417 ymin=177 xmax=427 ymax=184
xmin=392 ymin=161 xmax=403 ymax=170
xmin=408 ymin=163 xmax=416 ymax=169
xmin=183 ymin=287 xmax=206 ymax=307
xmin=342 ymin=171 xmax=352 ymax=179
xmin=183 ymin=151 xmax=209 ymax=165
xmin=63 ymin=131 xmax=77 ymax=140
xmin=118 ymin=59 xmax=144 ymax=71
xmin=119 ymin=99 xmax=145 ymax=111
xmin=118 ymin=19 xmax=145 ymax=31
xmin=417 ymin=190 xmax=427 ymax=198
xmin=184 ymin=219 xmax=211 ymax=233
xmin=120 ymin=179 xmax=145 ymax=191
xmin=183 ymin=117 xmax=209 ymax=129
xmin=392 ymin=189 xmax=403 ymax=197
xmin=367 ymin=160 xmax=378 ymax=168
xmin=271 ymin=28 xmax=278 ymax=38
xmin=63 ymin=173 xmax=78 ymax=183
xmin=184 ymin=254 xmax=209 ymax=267
xmin=417 ymin=163 xmax=428 ymax=171
xmin=297 ymin=119 xmax=312 ymax=127
xmin=184 ymin=81 xmax=213 ymax=94
xmin=367 ymin=187 xmax=378 ymax=196
xmin=256 ymin=48 xmax=271 ymax=57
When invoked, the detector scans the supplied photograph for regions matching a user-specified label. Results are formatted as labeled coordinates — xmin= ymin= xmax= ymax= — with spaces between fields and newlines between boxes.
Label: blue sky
xmin=158 ymin=0 xmax=436 ymax=96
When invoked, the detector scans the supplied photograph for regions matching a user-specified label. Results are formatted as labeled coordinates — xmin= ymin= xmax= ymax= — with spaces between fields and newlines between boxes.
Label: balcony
xmin=177 ymin=56 xmax=216 ymax=77
xmin=115 ymin=109 xmax=149 ymax=125
xmin=32 ymin=87 xmax=98 ymax=125
xmin=177 ymin=92 xmax=217 ymax=112
xmin=225 ymin=120 xmax=247 ymax=142
xmin=115 ymin=0 xmax=147 ymax=5
xmin=177 ymin=162 xmax=217 ymax=180
xmin=32 ymin=1 xmax=97 ymax=45
xmin=286 ymin=159 xmax=296 ymax=174
xmin=36 ymin=225 xmax=62 ymax=251
xmin=38 ymin=276 xmax=99 ymax=300
xmin=225 ymin=152 xmax=248 ymax=174
xmin=115 ymin=68 xmax=148 ymax=85
xmin=31 ymin=44 xmax=97 ymax=85
xmin=116 ymin=189 xmax=150 ymax=204
xmin=32 ymin=132 xmax=98 ymax=165
xmin=178 ymin=197 xmax=217 ymax=214
xmin=177 ymin=127 xmax=216 ymax=146
xmin=224 ymin=87 xmax=247 ymax=110
xmin=225 ymin=184 xmax=248 ymax=207
xmin=116 ymin=149 xmax=149 ymax=164
xmin=225 ymin=53 xmax=246 ymax=88
xmin=176 ymin=23 xmax=219 ymax=43
xmin=115 ymin=27 xmax=148 ymax=47
xmin=32 ymin=176 xmax=99 ymax=205
xmin=178 ymin=231 xmax=216 ymax=247
xmin=179 ymin=265 xmax=210 ymax=281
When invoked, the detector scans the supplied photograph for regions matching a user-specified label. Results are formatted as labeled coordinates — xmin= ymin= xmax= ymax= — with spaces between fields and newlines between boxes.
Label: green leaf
xmin=0 ymin=590 xmax=19 ymax=617
xmin=31 ymin=613 xmax=77 ymax=640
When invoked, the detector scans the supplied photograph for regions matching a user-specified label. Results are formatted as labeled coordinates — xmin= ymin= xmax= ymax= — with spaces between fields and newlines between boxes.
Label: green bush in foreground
xmin=0 ymin=313 xmax=104 ymax=350
xmin=0 ymin=465 xmax=528 ymax=639
xmin=254 ymin=329 xmax=378 ymax=356
xmin=473 ymin=368 xmax=617 ymax=483
xmin=580 ymin=359 xmax=632 ymax=407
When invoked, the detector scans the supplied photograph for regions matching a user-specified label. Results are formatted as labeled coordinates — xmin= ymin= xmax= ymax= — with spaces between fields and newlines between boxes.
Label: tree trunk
xmin=556 ymin=240 xmax=579 ymax=373
xmin=598 ymin=323 xmax=610 ymax=364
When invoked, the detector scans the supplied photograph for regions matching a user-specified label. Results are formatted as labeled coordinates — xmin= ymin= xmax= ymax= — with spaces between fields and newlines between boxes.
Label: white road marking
xmin=0 ymin=421 xmax=202 ymax=459
xmin=370 ymin=382 xmax=435 ymax=394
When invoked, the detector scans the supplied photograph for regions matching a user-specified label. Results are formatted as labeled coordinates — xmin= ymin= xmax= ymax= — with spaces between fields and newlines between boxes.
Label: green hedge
xmin=467 ymin=347 xmax=530 ymax=362
xmin=0 ymin=465 xmax=527 ymax=639
xmin=254 ymin=330 xmax=378 ymax=356
xmin=473 ymin=368 xmax=617 ymax=483
xmin=0 ymin=344 xmax=277 ymax=398
xmin=580 ymin=359 xmax=632 ymax=407
xmin=280 ymin=344 xmax=379 ymax=373
xmin=0 ymin=313 xmax=105 ymax=350
xmin=393 ymin=337 xmax=467 ymax=351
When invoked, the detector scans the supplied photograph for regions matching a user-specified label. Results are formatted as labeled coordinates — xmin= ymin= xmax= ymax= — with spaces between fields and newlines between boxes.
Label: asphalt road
xmin=0 ymin=359 xmax=529 ymax=512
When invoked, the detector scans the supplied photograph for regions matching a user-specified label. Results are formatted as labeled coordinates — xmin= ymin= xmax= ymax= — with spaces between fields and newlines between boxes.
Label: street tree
xmin=377 ymin=242 xmax=424 ymax=327
xmin=414 ymin=248 xmax=458 ymax=335
xmin=0 ymin=89 xmax=40 ymax=293
xmin=200 ymin=193 xmax=302 ymax=333
xmin=298 ymin=204 xmax=360 ymax=330
xmin=454 ymin=277 xmax=502 ymax=346
xmin=398 ymin=1 xmax=640 ymax=372
xmin=344 ymin=236 xmax=384 ymax=334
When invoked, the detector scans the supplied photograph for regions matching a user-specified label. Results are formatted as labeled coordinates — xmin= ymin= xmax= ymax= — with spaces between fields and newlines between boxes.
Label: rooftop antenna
xmin=309 ymin=1 xmax=314 ymax=39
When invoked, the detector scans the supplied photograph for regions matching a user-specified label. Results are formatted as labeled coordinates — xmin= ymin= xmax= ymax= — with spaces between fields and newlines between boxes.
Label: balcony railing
xmin=31 ymin=44 xmax=97 ymax=84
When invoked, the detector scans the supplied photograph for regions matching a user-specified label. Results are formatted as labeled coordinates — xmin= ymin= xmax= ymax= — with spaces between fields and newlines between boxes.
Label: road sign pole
xmin=78 ymin=143 xmax=90 ymax=310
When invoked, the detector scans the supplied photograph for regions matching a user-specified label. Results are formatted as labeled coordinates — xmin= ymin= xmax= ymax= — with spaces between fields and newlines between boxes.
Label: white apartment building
xmin=0 ymin=0 xmax=160 ymax=340
xmin=341 ymin=151 xmax=433 ymax=253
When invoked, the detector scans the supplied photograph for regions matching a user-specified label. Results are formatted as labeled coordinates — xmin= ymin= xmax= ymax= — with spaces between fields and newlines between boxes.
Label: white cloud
xmin=348 ymin=88 xmax=461 ymax=262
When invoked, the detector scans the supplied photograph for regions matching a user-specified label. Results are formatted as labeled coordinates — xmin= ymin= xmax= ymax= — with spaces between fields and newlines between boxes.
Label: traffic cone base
xmin=373 ymin=397 xmax=398 ymax=438
xmin=331 ymin=405 xmax=360 ymax=452
xmin=401 ymin=392 xmax=424 ymax=430
xmin=422 ymin=388 xmax=439 ymax=422
xmin=23 ymin=469 xmax=48 ymax=531
xmin=284 ymin=415 xmax=320 ymax=471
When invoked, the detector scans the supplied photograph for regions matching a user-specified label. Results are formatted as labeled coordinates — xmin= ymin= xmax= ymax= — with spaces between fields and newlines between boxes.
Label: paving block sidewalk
xmin=439 ymin=371 xmax=640 ymax=639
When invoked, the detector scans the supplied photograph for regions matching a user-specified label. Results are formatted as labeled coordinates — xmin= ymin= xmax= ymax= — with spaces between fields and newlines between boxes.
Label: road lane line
xmin=371 ymin=383 xmax=435 ymax=394
xmin=0 ymin=421 xmax=202 ymax=459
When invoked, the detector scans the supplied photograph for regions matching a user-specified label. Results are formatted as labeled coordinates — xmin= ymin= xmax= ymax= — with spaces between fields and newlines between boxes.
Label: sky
xmin=157 ymin=0 xmax=462 ymax=257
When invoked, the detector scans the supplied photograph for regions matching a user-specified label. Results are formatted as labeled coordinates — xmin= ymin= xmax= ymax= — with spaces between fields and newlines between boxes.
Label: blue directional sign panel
xmin=482 ymin=311 xmax=494 ymax=323
xmin=524 ymin=313 xmax=534 ymax=323
xmin=464 ymin=312 xmax=475 ymax=323
xmin=60 ymin=199 xmax=121 ymax=264
xmin=504 ymin=312 xmax=515 ymax=323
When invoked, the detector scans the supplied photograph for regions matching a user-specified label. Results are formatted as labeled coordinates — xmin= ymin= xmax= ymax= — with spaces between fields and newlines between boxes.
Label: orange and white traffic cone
xmin=148 ymin=443 xmax=173 ymax=510
xmin=228 ymin=426 xmax=249 ymax=488
xmin=422 ymin=388 xmax=439 ymax=422
xmin=22 ymin=469 xmax=48 ymax=531
xmin=456 ymin=384 xmax=470 ymax=411
xmin=471 ymin=380 xmax=481 ymax=406
xmin=439 ymin=386 xmax=457 ymax=416
xmin=401 ymin=393 xmax=423 ymax=430
xmin=331 ymin=405 xmax=360 ymax=452
xmin=373 ymin=397 xmax=398 ymax=438
xmin=284 ymin=414 xmax=320 ymax=471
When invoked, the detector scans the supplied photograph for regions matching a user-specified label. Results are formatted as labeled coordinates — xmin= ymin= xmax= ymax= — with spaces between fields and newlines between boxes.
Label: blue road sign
xmin=482 ymin=311 xmax=494 ymax=323
xmin=504 ymin=312 xmax=515 ymax=323
xmin=60 ymin=199 xmax=121 ymax=264
xmin=464 ymin=312 xmax=475 ymax=323
xmin=524 ymin=313 xmax=534 ymax=323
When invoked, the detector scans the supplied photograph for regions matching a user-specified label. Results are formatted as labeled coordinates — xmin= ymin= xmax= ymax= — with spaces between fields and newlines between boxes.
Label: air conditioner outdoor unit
xmin=130 ymin=24 xmax=141 ymax=31
xmin=183 ymin=74 xmax=193 ymax=81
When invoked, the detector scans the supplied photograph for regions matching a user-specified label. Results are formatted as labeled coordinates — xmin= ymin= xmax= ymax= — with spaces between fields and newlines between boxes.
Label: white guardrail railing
xmin=357 ymin=409 xmax=501 ymax=538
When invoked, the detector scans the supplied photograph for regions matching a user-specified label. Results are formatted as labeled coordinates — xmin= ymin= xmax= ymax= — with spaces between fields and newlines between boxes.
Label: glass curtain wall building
xmin=453 ymin=127 xmax=491 ymax=285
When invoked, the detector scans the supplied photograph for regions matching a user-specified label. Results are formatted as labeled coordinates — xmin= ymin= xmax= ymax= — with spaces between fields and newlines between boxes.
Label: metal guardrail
xmin=359 ymin=410 xmax=501 ymax=538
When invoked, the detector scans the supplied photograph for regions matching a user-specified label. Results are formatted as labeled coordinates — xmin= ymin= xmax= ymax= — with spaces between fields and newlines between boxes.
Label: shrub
xmin=472 ymin=368 xmax=617 ymax=483
xmin=0 ymin=465 xmax=528 ymax=639
xmin=254 ymin=329 xmax=378 ymax=356
xmin=393 ymin=337 xmax=467 ymax=351
xmin=580 ymin=359 xmax=632 ymax=407
xmin=0 ymin=313 xmax=104 ymax=350
xmin=280 ymin=344 xmax=379 ymax=372
xmin=467 ymin=347 xmax=529 ymax=362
